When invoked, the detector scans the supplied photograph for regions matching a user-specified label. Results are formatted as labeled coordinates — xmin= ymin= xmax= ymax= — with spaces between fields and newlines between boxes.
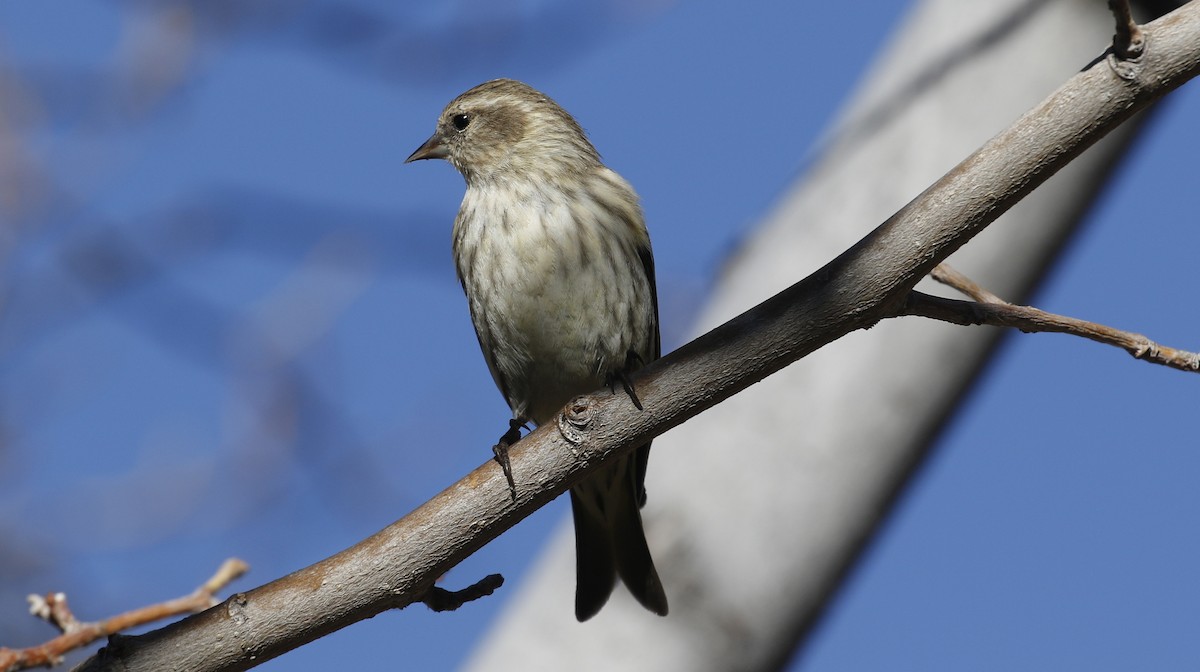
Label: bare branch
xmin=27 ymin=594 xmax=82 ymax=636
xmin=0 ymin=559 xmax=248 ymax=672
xmin=929 ymin=263 xmax=1003 ymax=303
xmin=72 ymin=4 xmax=1200 ymax=671
xmin=904 ymin=290 xmax=1200 ymax=373
xmin=198 ymin=559 xmax=252 ymax=597
xmin=921 ymin=262 xmax=1200 ymax=371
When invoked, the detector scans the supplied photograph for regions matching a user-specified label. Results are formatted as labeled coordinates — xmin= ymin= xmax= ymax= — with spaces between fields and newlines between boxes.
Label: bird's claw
xmin=608 ymin=351 xmax=645 ymax=411
xmin=493 ymin=418 xmax=524 ymax=502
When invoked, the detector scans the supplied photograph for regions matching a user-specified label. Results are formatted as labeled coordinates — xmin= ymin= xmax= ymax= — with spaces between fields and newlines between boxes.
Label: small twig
xmin=929 ymin=263 xmax=1002 ymax=304
xmin=420 ymin=574 xmax=504 ymax=613
xmin=1108 ymin=0 xmax=1144 ymax=59
xmin=0 ymin=558 xmax=249 ymax=672
xmin=27 ymin=594 xmax=82 ymax=635
xmin=907 ymin=264 xmax=1200 ymax=373
xmin=197 ymin=557 xmax=249 ymax=595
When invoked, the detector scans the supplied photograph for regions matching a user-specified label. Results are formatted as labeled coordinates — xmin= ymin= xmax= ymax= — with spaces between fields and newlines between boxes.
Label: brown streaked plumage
xmin=407 ymin=78 xmax=667 ymax=620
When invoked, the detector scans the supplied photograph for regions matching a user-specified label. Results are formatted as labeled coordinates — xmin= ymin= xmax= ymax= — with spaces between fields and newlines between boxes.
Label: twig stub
xmin=421 ymin=574 xmax=505 ymax=613
xmin=557 ymin=397 xmax=593 ymax=445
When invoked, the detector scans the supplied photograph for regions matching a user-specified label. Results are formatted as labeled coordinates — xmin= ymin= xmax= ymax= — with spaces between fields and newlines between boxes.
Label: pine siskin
xmin=406 ymin=78 xmax=668 ymax=621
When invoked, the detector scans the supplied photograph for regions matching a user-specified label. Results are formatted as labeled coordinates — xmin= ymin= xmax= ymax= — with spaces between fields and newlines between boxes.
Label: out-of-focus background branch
xmin=0 ymin=2 xmax=1197 ymax=671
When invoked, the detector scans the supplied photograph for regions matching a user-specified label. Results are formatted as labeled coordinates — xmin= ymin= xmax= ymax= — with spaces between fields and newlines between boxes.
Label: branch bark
xmin=76 ymin=3 xmax=1200 ymax=670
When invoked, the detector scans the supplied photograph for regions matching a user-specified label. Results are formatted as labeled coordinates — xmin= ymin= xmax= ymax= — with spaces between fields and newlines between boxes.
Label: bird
xmin=406 ymin=78 xmax=668 ymax=621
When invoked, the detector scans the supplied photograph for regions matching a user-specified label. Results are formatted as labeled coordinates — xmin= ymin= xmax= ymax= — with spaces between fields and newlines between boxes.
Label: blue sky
xmin=0 ymin=1 xmax=1197 ymax=670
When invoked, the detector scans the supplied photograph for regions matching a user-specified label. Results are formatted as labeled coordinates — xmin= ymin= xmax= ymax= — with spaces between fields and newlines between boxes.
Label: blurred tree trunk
xmin=461 ymin=1 xmax=1178 ymax=670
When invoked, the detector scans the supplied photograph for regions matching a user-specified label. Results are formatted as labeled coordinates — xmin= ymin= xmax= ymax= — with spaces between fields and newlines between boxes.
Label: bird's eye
xmin=451 ymin=113 xmax=470 ymax=131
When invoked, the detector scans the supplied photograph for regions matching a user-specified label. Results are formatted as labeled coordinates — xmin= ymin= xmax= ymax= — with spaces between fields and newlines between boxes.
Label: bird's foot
xmin=607 ymin=351 xmax=645 ymax=411
xmin=493 ymin=418 xmax=525 ymax=502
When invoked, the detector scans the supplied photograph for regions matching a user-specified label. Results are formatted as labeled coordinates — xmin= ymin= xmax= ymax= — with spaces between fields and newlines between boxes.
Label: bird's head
xmin=406 ymin=79 xmax=600 ymax=184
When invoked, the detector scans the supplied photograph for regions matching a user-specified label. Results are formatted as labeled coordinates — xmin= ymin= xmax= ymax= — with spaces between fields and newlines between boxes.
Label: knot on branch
xmin=557 ymin=397 xmax=593 ymax=445
xmin=226 ymin=592 xmax=250 ymax=626
xmin=1106 ymin=49 xmax=1143 ymax=81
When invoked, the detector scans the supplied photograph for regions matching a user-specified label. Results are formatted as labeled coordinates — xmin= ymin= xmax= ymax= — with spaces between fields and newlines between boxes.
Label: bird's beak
xmin=406 ymin=133 xmax=448 ymax=163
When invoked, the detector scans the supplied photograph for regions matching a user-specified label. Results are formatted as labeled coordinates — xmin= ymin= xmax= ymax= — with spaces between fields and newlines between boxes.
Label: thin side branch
xmin=906 ymin=265 xmax=1200 ymax=372
xmin=929 ymin=263 xmax=1003 ymax=303
xmin=0 ymin=559 xmax=249 ymax=672
xmin=1109 ymin=0 xmax=1145 ymax=59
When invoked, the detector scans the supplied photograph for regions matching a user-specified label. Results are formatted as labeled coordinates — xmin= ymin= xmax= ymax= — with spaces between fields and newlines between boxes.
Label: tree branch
xmin=904 ymin=292 xmax=1199 ymax=372
xmin=74 ymin=4 xmax=1200 ymax=670
xmin=0 ymin=559 xmax=248 ymax=672
xmin=929 ymin=262 xmax=1005 ymax=303
xmin=911 ymin=263 xmax=1200 ymax=371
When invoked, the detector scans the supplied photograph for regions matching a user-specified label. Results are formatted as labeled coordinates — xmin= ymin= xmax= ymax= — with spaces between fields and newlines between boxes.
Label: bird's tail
xmin=570 ymin=449 xmax=668 ymax=621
